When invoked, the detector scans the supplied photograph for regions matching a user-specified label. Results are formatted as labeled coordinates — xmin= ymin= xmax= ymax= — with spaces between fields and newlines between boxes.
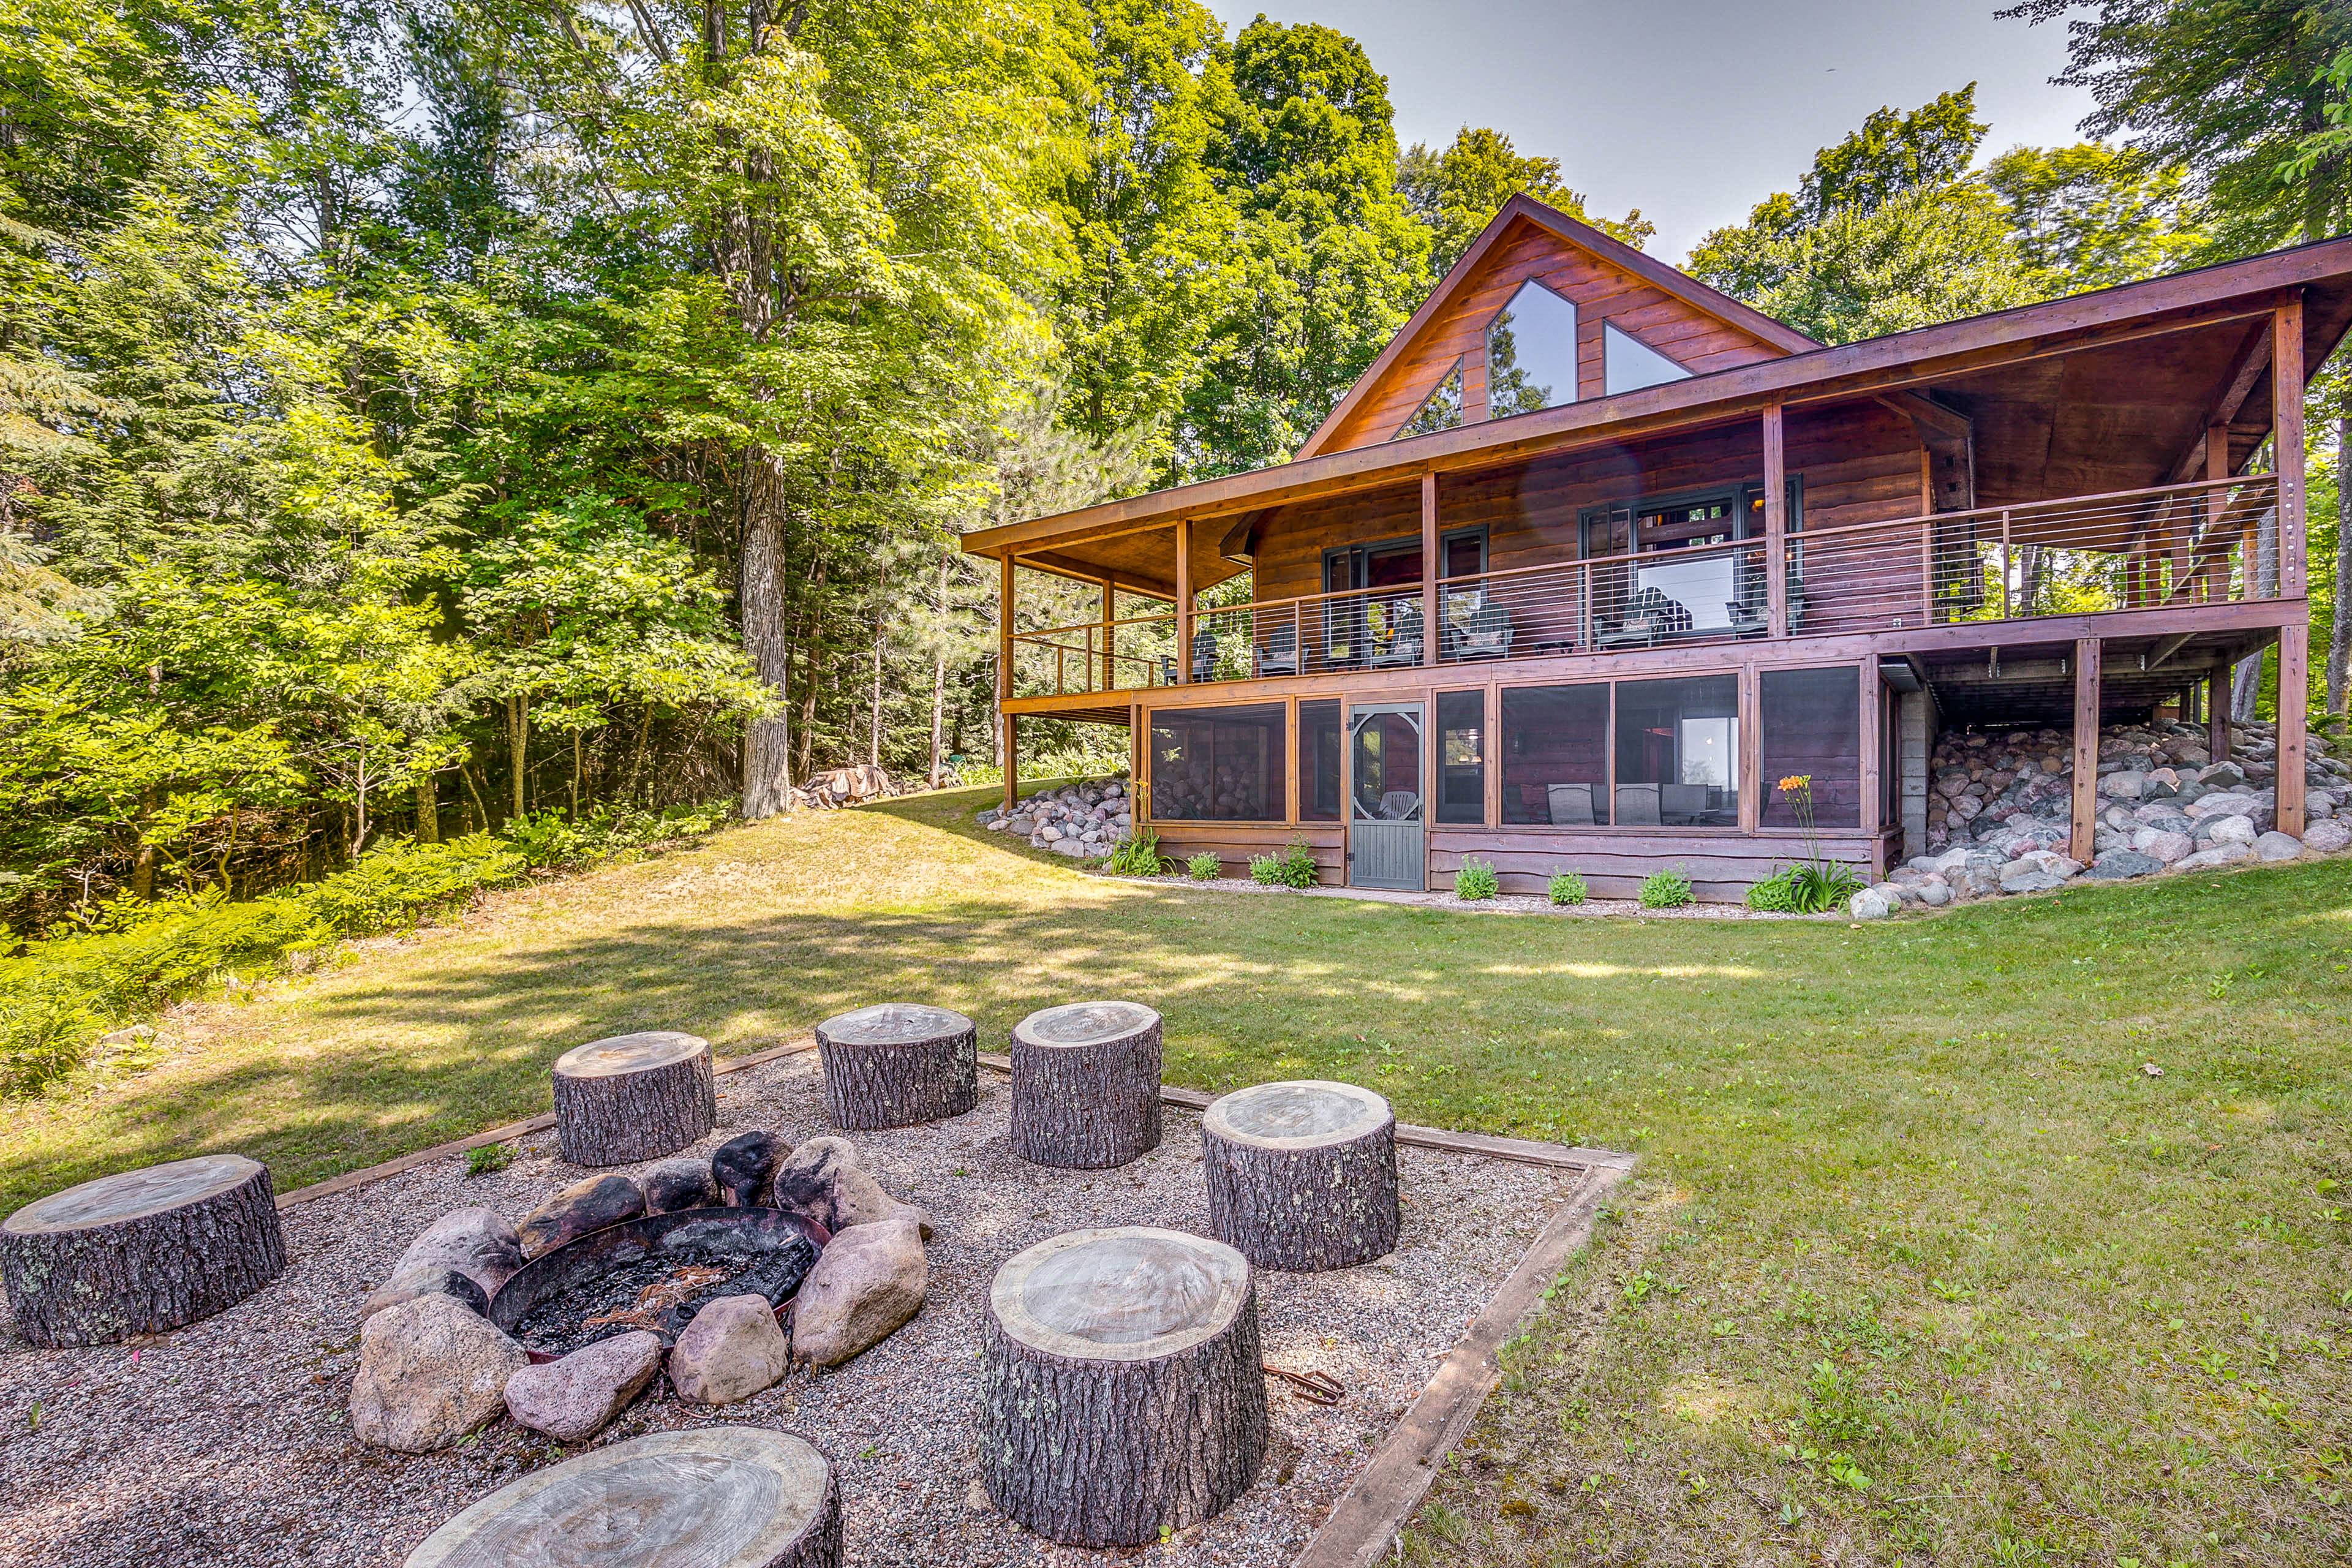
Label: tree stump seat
xmin=0 ymin=1153 xmax=285 ymax=1347
xmin=1008 ymin=1001 xmax=1163 ymax=1169
xmin=981 ymin=1226 xmax=1267 ymax=1547
xmin=814 ymin=1003 xmax=978 ymax=1130
xmin=1203 ymin=1080 xmax=1398 ymax=1272
xmin=404 ymin=1427 xmax=840 ymax=1568
xmin=551 ymin=1031 xmax=716 ymax=1166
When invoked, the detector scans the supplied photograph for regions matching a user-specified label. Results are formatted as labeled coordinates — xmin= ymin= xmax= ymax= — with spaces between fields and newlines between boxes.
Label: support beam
xmin=1762 ymin=401 xmax=1788 ymax=638
xmin=2280 ymin=620 xmax=2308 ymax=837
xmin=2274 ymin=295 xmax=2307 ymax=598
xmin=2165 ymin=320 xmax=2273 ymax=484
xmin=1420 ymin=473 xmax=1439 ymax=669
xmin=2071 ymin=638 xmax=2102 ymax=862
xmin=1000 ymin=552 xmax=1017 ymax=813
xmin=1101 ymin=578 xmax=1115 ymax=693
xmin=1174 ymin=518 xmax=1194 ymax=684
xmin=2209 ymin=661 xmax=2232 ymax=772
xmin=1859 ymin=661 xmax=1882 ymax=845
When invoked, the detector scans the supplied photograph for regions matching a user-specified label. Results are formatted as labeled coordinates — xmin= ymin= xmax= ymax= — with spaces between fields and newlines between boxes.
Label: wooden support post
xmin=999 ymin=552 xmax=1017 ymax=813
xmin=1762 ymin=401 xmax=1787 ymax=638
xmin=1737 ymin=667 xmax=1760 ymax=834
xmin=1858 ymin=661 xmax=1882 ymax=846
xmin=1101 ymin=578 xmax=1115 ymax=692
xmin=2071 ymin=638 xmax=2102 ymax=863
xmin=2275 ymin=295 xmax=2307 ymax=598
xmin=1284 ymin=695 xmax=1299 ymax=823
xmin=1175 ymin=519 xmax=1193 ymax=684
xmin=2209 ymin=661 xmax=2232 ymax=769
xmin=1420 ymin=472 xmax=1439 ymax=668
xmin=2279 ymin=620 xmax=2308 ymax=837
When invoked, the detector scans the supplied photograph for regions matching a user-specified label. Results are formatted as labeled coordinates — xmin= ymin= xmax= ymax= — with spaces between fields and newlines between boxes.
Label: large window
xmin=1395 ymin=360 xmax=1464 ymax=437
xmin=1602 ymin=322 xmax=1692 ymax=395
xmin=1150 ymin=703 xmax=1285 ymax=821
xmin=1300 ymin=699 xmax=1343 ymax=822
xmin=1436 ymin=690 xmax=1486 ymax=824
xmin=1499 ymin=684 xmax=1610 ymax=825
xmin=1487 ymin=281 xmax=1580 ymax=415
xmin=1615 ymin=676 xmax=1740 ymax=826
xmin=1760 ymin=668 xmax=1861 ymax=829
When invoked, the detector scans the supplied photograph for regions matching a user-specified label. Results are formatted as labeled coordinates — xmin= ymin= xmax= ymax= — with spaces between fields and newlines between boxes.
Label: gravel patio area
xmin=0 ymin=1049 xmax=1584 ymax=1567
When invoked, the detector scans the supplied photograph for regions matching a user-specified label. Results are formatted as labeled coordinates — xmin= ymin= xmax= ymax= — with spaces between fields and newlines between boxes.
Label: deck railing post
xmin=1919 ymin=520 xmax=1933 ymax=626
xmin=1999 ymin=511 xmax=2011 ymax=620
xmin=1174 ymin=518 xmax=1193 ymax=683
xmin=1420 ymin=472 xmax=1440 ymax=669
xmin=2275 ymin=294 xmax=2307 ymax=599
xmin=1762 ymin=401 xmax=1787 ymax=638
xmin=998 ymin=552 xmax=1017 ymax=813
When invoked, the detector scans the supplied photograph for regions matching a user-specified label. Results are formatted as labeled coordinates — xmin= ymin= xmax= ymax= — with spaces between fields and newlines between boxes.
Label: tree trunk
xmin=570 ymin=729 xmax=584 ymax=821
xmin=929 ymin=553 xmax=951 ymax=788
xmin=1202 ymin=1080 xmax=1399 ymax=1272
xmin=741 ymin=452 xmax=796 ymax=818
xmin=416 ymin=771 xmax=440 ymax=844
xmin=869 ymin=624 xmax=884 ymax=769
xmin=461 ymin=757 xmax=491 ymax=833
xmin=404 ymin=1429 xmax=841 ymax=1568
xmin=982 ymin=1227 xmax=1266 ymax=1547
xmin=507 ymin=693 xmax=530 ymax=820
xmin=1008 ymin=1001 xmax=1163 ymax=1169
xmin=2330 ymin=412 xmax=2351 ymax=715
xmin=0 ymin=1153 xmax=285 ymax=1347
xmin=815 ymin=1004 xmax=978 ymax=1131
xmin=552 ymin=1032 xmax=717 ymax=1167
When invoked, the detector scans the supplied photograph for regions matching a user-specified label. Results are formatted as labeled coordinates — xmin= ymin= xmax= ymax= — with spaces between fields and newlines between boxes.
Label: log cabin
xmin=962 ymin=195 xmax=2349 ymax=899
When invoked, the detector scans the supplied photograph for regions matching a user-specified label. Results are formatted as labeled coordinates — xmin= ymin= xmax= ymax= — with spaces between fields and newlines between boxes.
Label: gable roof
xmin=1296 ymin=194 xmax=1819 ymax=460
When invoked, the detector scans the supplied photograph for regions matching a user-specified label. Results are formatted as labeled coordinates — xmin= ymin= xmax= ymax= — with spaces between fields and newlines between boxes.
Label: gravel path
xmin=0 ymin=1050 xmax=1578 ymax=1567
xmin=1099 ymin=872 xmax=1838 ymax=919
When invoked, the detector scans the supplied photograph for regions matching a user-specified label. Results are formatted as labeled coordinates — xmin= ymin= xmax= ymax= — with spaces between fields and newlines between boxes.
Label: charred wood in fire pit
xmin=714 ymin=1130 xmax=788 ymax=1207
xmin=492 ymin=1207 xmax=821 ymax=1357
xmin=0 ymin=1153 xmax=284 ymax=1348
xmin=402 ymin=1427 xmax=842 ymax=1568
xmin=551 ymin=1031 xmax=716 ymax=1166
xmin=518 ymin=1175 xmax=646 ymax=1261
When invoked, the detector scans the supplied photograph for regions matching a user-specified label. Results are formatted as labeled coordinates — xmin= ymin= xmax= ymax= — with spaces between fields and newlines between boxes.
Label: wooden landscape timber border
xmin=272 ymin=1034 xmax=1630 ymax=1568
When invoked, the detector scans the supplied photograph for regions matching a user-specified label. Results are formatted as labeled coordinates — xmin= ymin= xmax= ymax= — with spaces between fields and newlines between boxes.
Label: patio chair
xmin=1597 ymin=586 xmax=1691 ymax=649
xmin=1376 ymin=790 xmax=1421 ymax=821
xmin=1545 ymin=783 xmax=1596 ymax=825
xmin=1190 ymin=625 xmax=1218 ymax=683
xmin=1447 ymin=598 xmax=1514 ymax=661
xmin=1727 ymin=560 xmax=1809 ymax=634
xmin=1367 ymin=600 xmax=1423 ymax=668
xmin=1614 ymin=783 xmax=1662 ymax=824
xmin=1256 ymin=621 xmax=1300 ymax=678
xmin=1659 ymin=783 xmax=1709 ymax=823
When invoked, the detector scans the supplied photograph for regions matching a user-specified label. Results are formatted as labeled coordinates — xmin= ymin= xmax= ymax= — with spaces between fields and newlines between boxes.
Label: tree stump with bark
xmin=1202 ymin=1080 xmax=1398 ymax=1272
xmin=551 ymin=1031 xmax=715 ymax=1166
xmin=403 ymin=1427 xmax=840 ymax=1568
xmin=981 ymin=1227 xmax=1266 ymax=1547
xmin=0 ymin=1153 xmax=285 ymax=1348
xmin=1008 ymin=1001 xmax=1162 ymax=1169
xmin=814 ymin=1003 xmax=977 ymax=1130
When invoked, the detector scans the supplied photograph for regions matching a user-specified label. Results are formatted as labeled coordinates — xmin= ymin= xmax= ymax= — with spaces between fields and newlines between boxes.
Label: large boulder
xmin=503 ymin=1330 xmax=663 ymax=1443
xmin=2253 ymin=831 xmax=2304 ymax=862
xmin=2133 ymin=830 xmax=2195 ymax=864
xmin=519 ymin=1175 xmax=646 ymax=1261
xmin=361 ymin=1265 xmax=489 ymax=1325
xmin=350 ymin=1294 xmax=529 ymax=1452
xmin=1848 ymin=888 xmax=1893 ymax=920
xmin=641 ymin=1157 xmax=717 ymax=1215
xmin=712 ymin=1131 xmax=788 ymax=1208
xmin=2304 ymin=819 xmax=2352 ymax=854
xmin=668 ymin=1295 xmax=790 ymax=1404
xmin=389 ymin=1207 xmax=523 ymax=1298
xmin=2175 ymin=842 xmax=2253 ymax=872
xmin=2205 ymin=815 xmax=2258 ymax=846
xmin=771 ymin=1136 xmax=932 ymax=1238
xmin=790 ymin=1215 xmax=927 ymax=1368
xmin=2083 ymin=850 xmax=2162 ymax=881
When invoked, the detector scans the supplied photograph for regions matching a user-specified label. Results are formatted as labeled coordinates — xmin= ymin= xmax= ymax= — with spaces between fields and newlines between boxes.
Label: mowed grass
xmin=4 ymin=786 xmax=2349 ymax=1563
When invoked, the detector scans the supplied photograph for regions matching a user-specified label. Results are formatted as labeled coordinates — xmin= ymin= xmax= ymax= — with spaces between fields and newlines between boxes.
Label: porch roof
xmin=965 ymin=235 xmax=2352 ymax=598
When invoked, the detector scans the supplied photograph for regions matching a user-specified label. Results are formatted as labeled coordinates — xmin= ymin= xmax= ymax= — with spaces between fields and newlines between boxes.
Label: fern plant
xmin=1454 ymin=858 xmax=1500 ymax=900
xmin=1638 ymin=867 xmax=1695 ymax=909
xmin=1548 ymin=870 xmax=1586 ymax=905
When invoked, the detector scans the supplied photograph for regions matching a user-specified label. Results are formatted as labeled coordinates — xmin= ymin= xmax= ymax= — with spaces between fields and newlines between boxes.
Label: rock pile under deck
xmin=976 ymin=776 xmax=1135 ymax=858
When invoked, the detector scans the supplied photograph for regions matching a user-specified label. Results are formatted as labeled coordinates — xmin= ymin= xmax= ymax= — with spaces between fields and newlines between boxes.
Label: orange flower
xmin=1777 ymin=774 xmax=1811 ymax=794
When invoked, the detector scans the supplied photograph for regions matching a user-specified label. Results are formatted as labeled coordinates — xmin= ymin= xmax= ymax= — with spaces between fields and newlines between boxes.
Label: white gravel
xmin=0 ymin=1050 xmax=1580 ymax=1567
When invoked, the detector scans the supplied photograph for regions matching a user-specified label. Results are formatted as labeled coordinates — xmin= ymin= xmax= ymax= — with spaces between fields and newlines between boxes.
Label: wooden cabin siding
xmin=1319 ymin=217 xmax=1791 ymax=453
xmin=1250 ymin=485 xmax=1424 ymax=600
xmin=1142 ymin=823 xmax=1345 ymax=885
xmin=1426 ymin=828 xmax=1887 ymax=900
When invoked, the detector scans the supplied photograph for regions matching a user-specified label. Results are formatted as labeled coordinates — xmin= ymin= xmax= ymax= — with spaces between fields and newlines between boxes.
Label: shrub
xmin=1746 ymin=870 xmax=1801 ymax=912
xmin=1638 ymin=867 xmax=1695 ymax=909
xmin=1454 ymin=858 xmax=1500 ymax=900
xmin=1548 ymin=871 xmax=1587 ymax=905
xmin=1747 ymin=862 xmax=1863 ymax=914
xmin=1186 ymin=850 xmax=1222 ymax=880
xmin=1102 ymin=831 xmax=1172 ymax=876
xmin=466 ymin=1142 xmax=515 ymax=1177
xmin=1249 ymin=839 xmax=1319 ymax=888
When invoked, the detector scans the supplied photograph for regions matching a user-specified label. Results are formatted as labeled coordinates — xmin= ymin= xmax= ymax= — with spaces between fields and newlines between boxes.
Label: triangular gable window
xmin=1603 ymin=322 xmax=1691 ymax=395
xmin=1487 ymin=280 xmax=1580 ymax=417
xmin=1395 ymin=358 xmax=1464 ymax=438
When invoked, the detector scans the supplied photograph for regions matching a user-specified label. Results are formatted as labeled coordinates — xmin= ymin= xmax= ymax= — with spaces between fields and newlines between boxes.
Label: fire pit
xmin=488 ymin=1207 xmax=824 ymax=1360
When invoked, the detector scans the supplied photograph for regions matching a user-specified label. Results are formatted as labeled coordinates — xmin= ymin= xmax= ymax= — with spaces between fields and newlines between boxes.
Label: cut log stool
xmin=982 ymin=1227 xmax=1267 ymax=1547
xmin=1204 ymin=1080 xmax=1398 ymax=1272
xmin=1008 ymin=1000 xmax=1162 ymax=1169
xmin=0 ymin=1153 xmax=285 ymax=1347
xmin=815 ymin=1003 xmax=978 ymax=1130
xmin=404 ymin=1427 xmax=840 ymax=1568
xmin=551 ymin=1031 xmax=715 ymax=1166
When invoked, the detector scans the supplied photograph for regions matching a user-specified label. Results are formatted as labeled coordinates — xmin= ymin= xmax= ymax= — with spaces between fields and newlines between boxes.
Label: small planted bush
xmin=1548 ymin=870 xmax=1587 ymax=905
xmin=1186 ymin=850 xmax=1221 ymax=880
xmin=1102 ymin=831 xmax=1172 ymax=876
xmin=1746 ymin=870 xmax=1801 ymax=912
xmin=1249 ymin=839 xmax=1319 ymax=888
xmin=1638 ymin=867 xmax=1695 ymax=909
xmin=1453 ymin=858 xmax=1500 ymax=900
xmin=466 ymin=1142 xmax=515 ymax=1177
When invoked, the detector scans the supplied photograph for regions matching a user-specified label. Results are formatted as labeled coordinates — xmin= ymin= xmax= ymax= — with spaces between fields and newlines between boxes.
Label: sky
xmin=1204 ymin=0 xmax=2101 ymax=263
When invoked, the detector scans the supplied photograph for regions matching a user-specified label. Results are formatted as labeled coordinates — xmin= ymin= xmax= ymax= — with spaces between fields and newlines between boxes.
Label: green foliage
xmin=1747 ymin=870 xmax=1803 ymax=913
xmin=1454 ymin=857 xmax=1500 ymax=900
xmin=1548 ymin=870 xmax=1587 ymax=906
xmin=1638 ymin=867 xmax=1695 ymax=910
xmin=465 ymin=1142 xmax=514 ymax=1177
xmin=1398 ymin=126 xmax=1652 ymax=276
xmin=1186 ymin=850 xmax=1222 ymax=880
xmin=1249 ymin=839 xmax=1319 ymax=888
xmin=1101 ymin=831 xmax=1173 ymax=876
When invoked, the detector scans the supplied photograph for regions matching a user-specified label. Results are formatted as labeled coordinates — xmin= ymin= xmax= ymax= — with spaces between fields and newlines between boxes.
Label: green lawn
xmin=5 ymin=786 xmax=2348 ymax=1564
